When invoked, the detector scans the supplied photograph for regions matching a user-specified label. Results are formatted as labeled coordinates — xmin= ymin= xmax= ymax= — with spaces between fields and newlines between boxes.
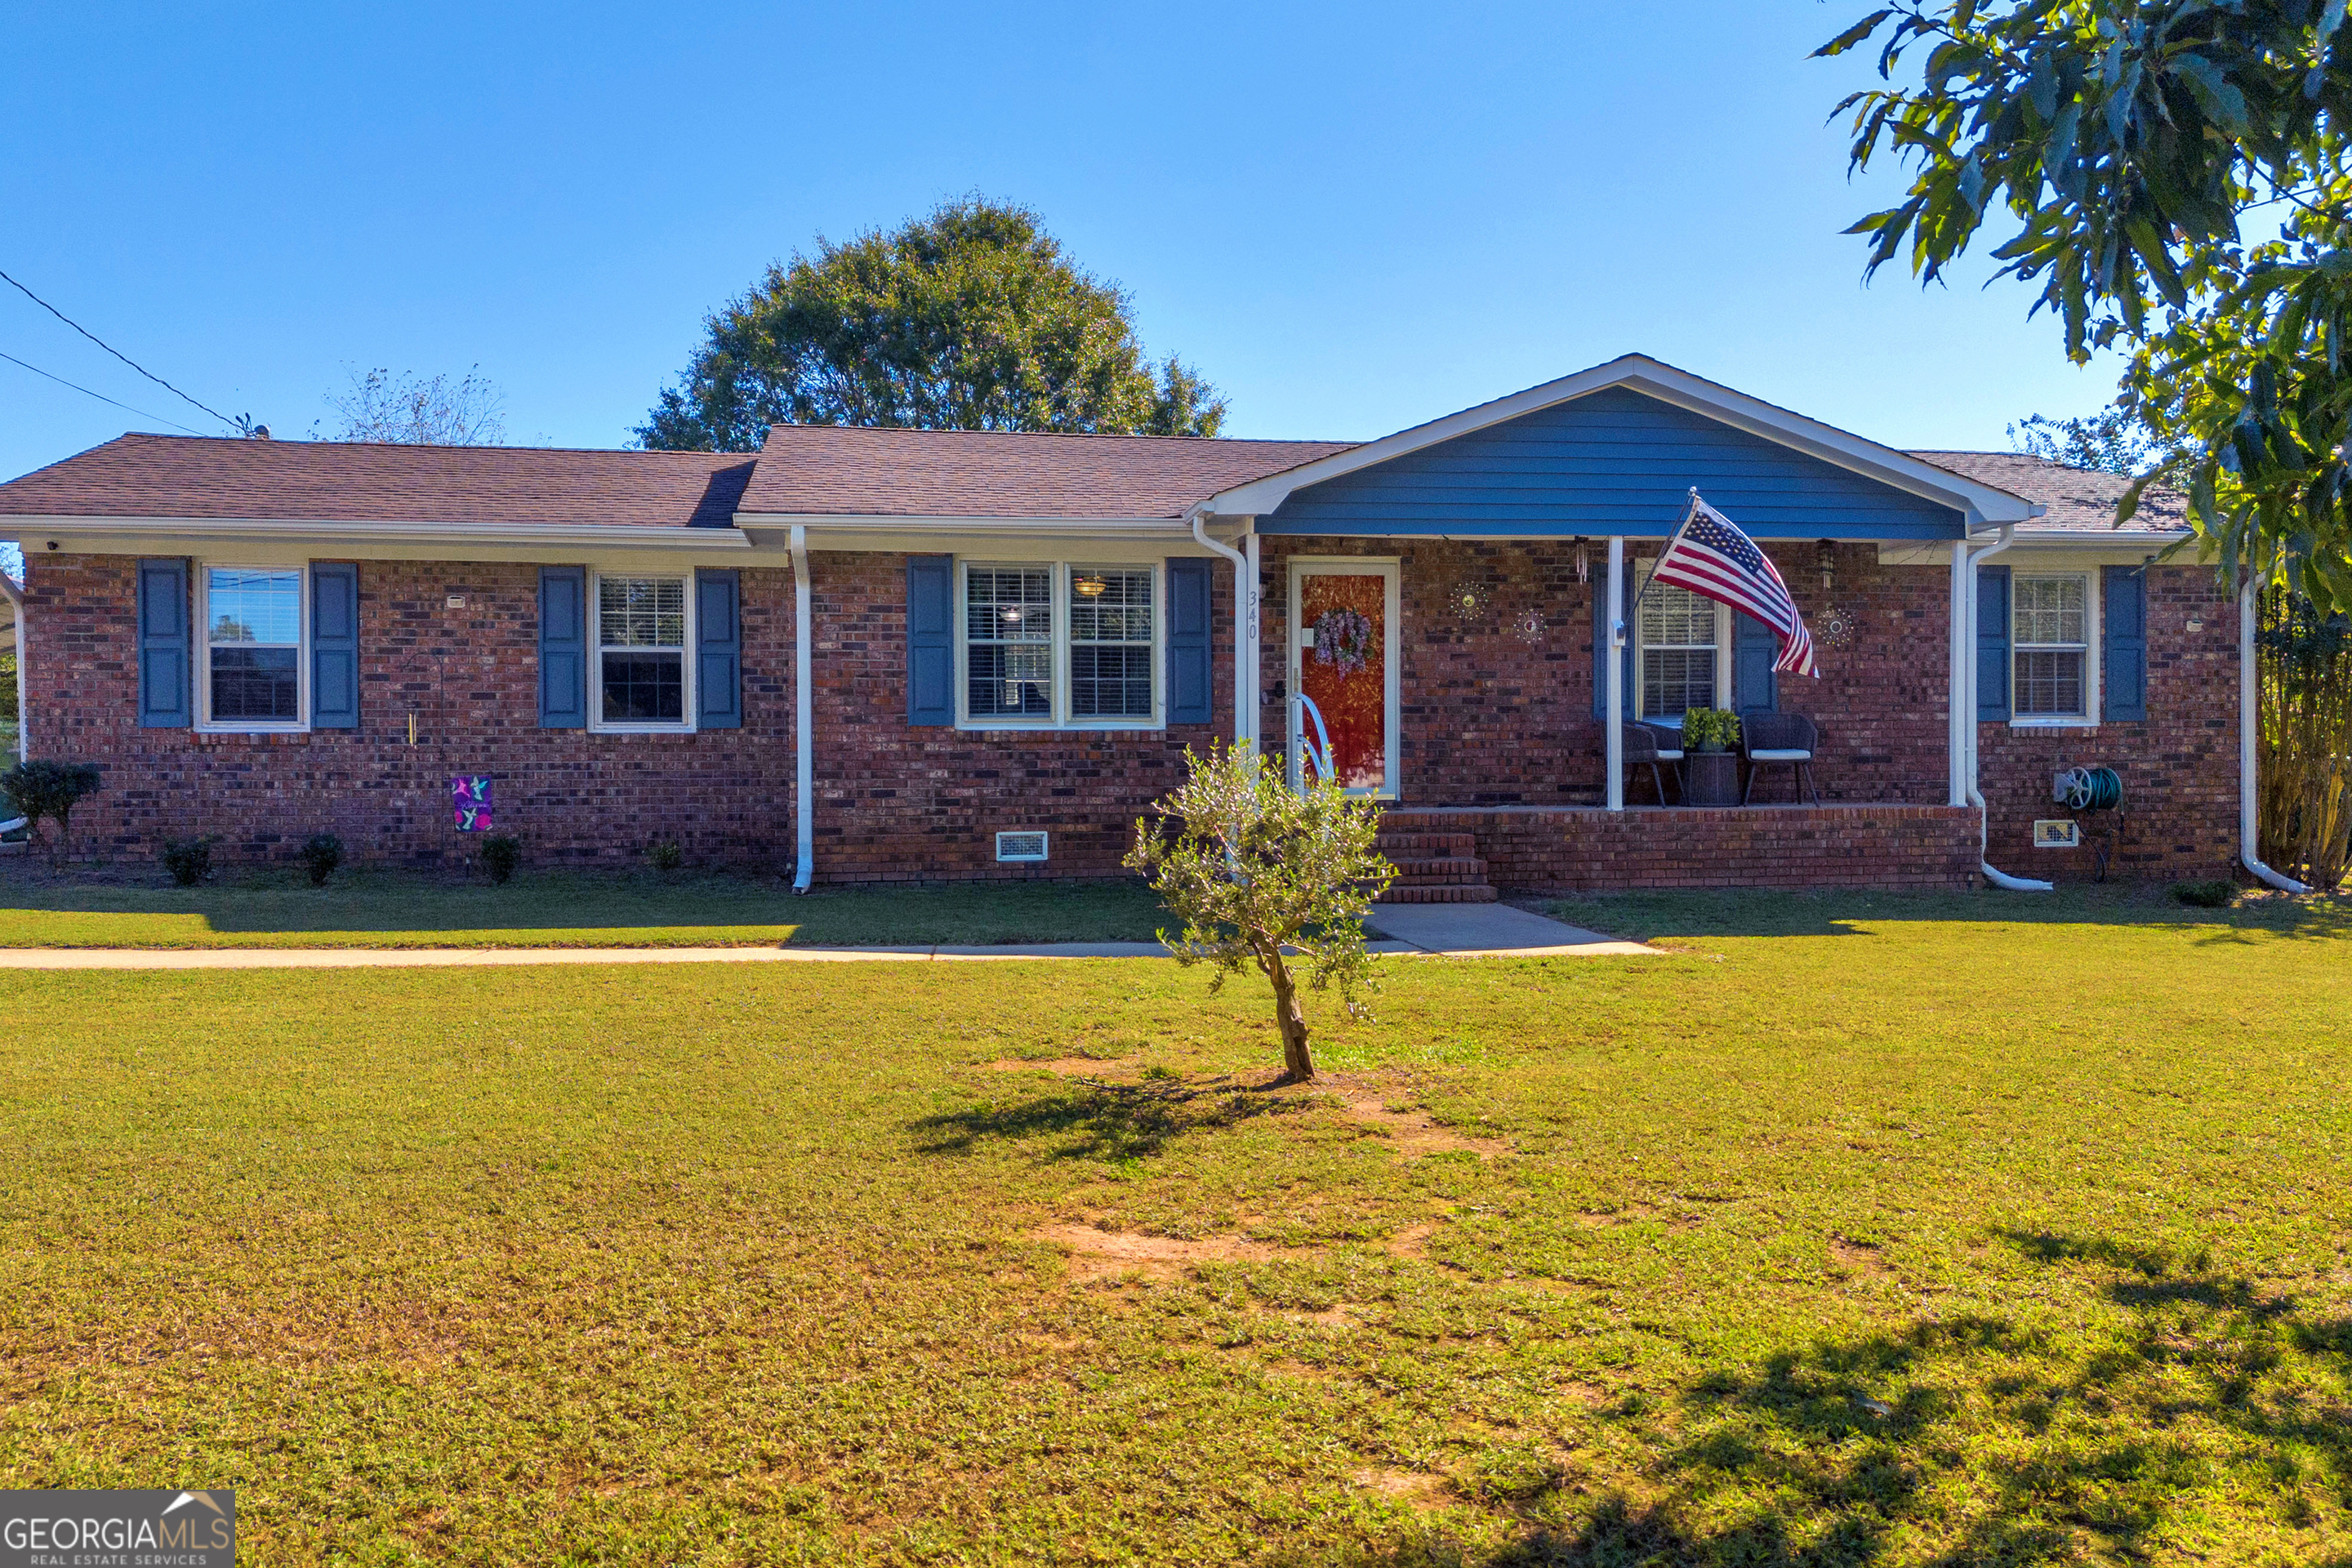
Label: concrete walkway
xmin=0 ymin=906 xmax=1655 ymax=969
xmin=1365 ymin=902 xmax=1659 ymax=957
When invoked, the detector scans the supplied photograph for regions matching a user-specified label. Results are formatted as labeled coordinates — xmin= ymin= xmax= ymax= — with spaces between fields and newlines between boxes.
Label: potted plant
xmin=1679 ymin=709 xmax=1743 ymax=805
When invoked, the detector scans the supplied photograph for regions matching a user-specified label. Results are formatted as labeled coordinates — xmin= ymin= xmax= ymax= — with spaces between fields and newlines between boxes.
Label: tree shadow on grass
xmin=1547 ymin=885 xmax=2352 ymax=945
xmin=911 ymin=1073 xmax=1311 ymax=1164
xmin=1321 ymin=1229 xmax=2352 ymax=1566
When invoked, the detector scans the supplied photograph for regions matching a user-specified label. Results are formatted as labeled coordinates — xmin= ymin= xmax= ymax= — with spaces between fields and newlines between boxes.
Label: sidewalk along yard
xmin=2 ymin=903 xmax=2346 ymax=1562
xmin=0 ymin=865 xmax=1169 ymax=948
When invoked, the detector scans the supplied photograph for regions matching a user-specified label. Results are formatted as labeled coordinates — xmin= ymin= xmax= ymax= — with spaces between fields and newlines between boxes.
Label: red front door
xmin=1293 ymin=565 xmax=1395 ymax=795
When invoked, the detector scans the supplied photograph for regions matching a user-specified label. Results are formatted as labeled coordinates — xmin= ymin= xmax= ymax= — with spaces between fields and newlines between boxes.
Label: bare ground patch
xmin=1350 ymin=1466 xmax=1453 ymax=1510
xmin=1032 ymin=1222 xmax=1289 ymax=1282
xmin=1830 ymin=1237 xmax=1893 ymax=1279
xmin=986 ymin=1056 xmax=1138 ymax=1077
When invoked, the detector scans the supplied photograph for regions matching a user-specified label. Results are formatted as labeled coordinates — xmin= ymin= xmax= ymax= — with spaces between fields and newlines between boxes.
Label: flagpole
xmin=1630 ymin=488 xmax=1704 ymax=622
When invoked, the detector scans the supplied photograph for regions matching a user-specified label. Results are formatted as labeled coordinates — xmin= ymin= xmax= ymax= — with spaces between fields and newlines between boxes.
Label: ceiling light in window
xmin=1072 ymin=573 xmax=1108 ymax=598
xmin=1001 ymin=608 xmax=1024 ymax=622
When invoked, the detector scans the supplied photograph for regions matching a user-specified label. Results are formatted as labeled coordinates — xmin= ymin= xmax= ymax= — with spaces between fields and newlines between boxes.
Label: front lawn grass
xmin=2 ymin=903 xmax=2348 ymax=1562
xmin=0 ymin=866 xmax=1166 ymax=948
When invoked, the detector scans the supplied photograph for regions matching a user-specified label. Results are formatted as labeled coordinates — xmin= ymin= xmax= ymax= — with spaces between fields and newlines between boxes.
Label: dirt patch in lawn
xmin=987 ymin=1056 xmax=1137 ymax=1077
xmin=1033 ymin=1222 xmax=1288 ymax=1282
xmin=1830 ymin=1237 xmax=1892 ymax=1279
xmin=1351 ymin=1467 xmax=1452 ymax=1510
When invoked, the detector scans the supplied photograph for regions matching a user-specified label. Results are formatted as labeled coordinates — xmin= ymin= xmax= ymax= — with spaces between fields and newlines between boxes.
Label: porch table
xmin=1682 ymin=751 xmax=1740 ymax=807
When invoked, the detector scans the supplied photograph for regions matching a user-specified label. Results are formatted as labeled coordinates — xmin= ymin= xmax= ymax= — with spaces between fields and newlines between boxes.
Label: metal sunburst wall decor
xmin=1815 ymin=606 xmax=1856 ymax=649
xmin=1441 ymin=575 xmax=1492 ymax=623
xmin=1509 ymin=608 xmax=1547 ymax=644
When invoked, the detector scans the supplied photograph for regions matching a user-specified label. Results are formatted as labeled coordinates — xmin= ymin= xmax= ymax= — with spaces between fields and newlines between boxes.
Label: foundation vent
xmin=996 ymin=831 xmax=1049 ymax=863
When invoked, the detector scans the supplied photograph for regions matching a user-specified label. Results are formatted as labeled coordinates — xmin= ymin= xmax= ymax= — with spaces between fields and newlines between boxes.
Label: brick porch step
xmin=1386 ymin=855 xmax=1488 ymax=886
xmin=1373 ymin=832 xmax=1477 ymax=855
xmin=1374 ymin=884 xmax=1499 ymax=904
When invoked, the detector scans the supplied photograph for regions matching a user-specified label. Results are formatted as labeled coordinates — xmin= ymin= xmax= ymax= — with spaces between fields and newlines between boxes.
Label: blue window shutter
xmin=310 ymin=562 xmax=359 ymax=730
xmin=1733 ymin=612 xmax=1778 ymax=716
xmin=1589 ymin=566 xmax=1634 ymax=719
xmin=136 ymin=557 xmax=191 ymax=728
xmin=538 ymin=566 xmax=587 ymax=728
xmin=907 ymin=555 xmax=953 ymax=725
xmin=694 ymin=568 xmax=742 ymax=729
xmin=1165 ymin=558 xmax=1213 ymax=725
xmin=2101 ymin=565 xmax=2148 ymax=721
xmin=1976 ymin=564 xmax=2011 ymax=722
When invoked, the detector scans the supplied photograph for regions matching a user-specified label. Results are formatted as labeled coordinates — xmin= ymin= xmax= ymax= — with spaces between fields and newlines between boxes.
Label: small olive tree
xmin=1125 ymin=743 xmax=1394 ymax=1083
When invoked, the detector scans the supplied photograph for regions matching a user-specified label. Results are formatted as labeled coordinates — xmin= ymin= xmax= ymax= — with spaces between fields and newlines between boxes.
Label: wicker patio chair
xmin=1623 ymin=723 xmax=1682 ymax=804
xmin=1740 ymin=712 xmax=1821 ymax=805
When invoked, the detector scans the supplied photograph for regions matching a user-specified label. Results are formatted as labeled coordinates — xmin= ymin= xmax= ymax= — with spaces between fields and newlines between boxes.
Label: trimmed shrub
xmin=160 ymin=835 xmax=218 ymax=888
xmin=1 ymin=759 xmax=102 ymax=863
xmin=300 ymin=833 xmax=345 ymax=887
xmin=2172 ymin=879 xmax=2238 ymax=909
xmin=648 ymin=839 xmax=684 ymax=872
xmin=481 ymin=835 xmax=522 ymax=885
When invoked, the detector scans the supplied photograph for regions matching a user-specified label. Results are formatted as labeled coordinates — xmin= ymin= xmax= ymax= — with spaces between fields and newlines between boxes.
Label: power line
xmin=0 ymin=346 xmax=209 ymax=436
xmin=0 ymin=266 xmax=236 ymax=430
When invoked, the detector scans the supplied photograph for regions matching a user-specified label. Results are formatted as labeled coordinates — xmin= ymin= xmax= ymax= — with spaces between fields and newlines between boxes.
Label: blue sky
xmin=0 ymin=1 xmax=2126 ymax=488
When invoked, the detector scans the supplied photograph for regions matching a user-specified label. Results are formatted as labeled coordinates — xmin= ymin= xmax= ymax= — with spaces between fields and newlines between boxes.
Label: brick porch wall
xmin=1382 ymin=804 xmax=1981 ymax=891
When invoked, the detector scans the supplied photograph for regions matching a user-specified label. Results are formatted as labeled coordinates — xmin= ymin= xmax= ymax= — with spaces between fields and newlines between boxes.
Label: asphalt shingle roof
xmin=1905 ymin=450 xmax=2189 ymax=534
xmin=735 ymin=425 xmax=1360 ymax=518
xmin=0 ymin=434 xmax=755 ymax=528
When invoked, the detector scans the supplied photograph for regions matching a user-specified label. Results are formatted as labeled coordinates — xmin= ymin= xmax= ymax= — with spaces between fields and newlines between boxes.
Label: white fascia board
xmin=0 ymin=516 xmax=752 ymax=550
xmin=736 ymin=512 xmax=1191 ymax=535
xmin=1194 ymin=354 xmax=2046 ymax=526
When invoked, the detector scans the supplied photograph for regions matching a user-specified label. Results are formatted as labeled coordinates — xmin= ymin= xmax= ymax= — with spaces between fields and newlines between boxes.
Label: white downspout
xmin=791 ymin=524 xmax=815 ymax=894
xmin=0 ymin=568 xmax=23 ymax=763
xmin=1960 ymin=527 xmax=2051 ymax=892
xmin=1605 ymin=535 xmax=1625 ymax=811
xmin=1189 ymin=511 xmax=1252 ymax=751
xmin=2240 ymin=582 xmax=2310 ymax=893
xmin=1949 ymin=540 xmax=1970 ymax=807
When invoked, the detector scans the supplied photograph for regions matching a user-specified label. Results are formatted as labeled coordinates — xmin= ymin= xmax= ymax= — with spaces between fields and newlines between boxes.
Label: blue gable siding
xmin=1262 ymin=387 xmax=1966 ymax=540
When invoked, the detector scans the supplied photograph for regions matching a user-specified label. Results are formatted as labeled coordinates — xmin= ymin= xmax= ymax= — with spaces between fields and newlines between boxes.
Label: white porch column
xmin=1606 ymin=535 xmax=1625 ymax=812
xmin=1949 ymin=539 xmax=1969 ymax=806
xmin=791 ymin=524 xmax=815 ymax=893
xmin=1242 ymin=522 xmax=1261 ymax=751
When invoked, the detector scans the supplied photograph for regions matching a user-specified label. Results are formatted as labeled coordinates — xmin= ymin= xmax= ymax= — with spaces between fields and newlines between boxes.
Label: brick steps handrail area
xmin=1372 ymin=828 xmax=1497 ymax=904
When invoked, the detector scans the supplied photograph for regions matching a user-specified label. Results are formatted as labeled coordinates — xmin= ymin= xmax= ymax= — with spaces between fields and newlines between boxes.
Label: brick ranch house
xmin=0 ymin=354 xmax=2294 ymax=895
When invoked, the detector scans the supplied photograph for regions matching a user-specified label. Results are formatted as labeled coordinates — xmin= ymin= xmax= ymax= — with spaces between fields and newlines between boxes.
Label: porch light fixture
xmin=1072 ymin=573 xmax=1109 ymax=598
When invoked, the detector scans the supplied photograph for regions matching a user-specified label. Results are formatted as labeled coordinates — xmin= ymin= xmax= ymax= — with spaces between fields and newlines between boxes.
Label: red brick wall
xmin=1382 ymin=804 xmax=1980 ymax=891
xmin=803 ymin=550 xmax=1232 ymax=882
xmin=20 ymin=545 xmax=2240 ymax=884
xmin=24 ymin=555 xmax=800 ymax=869
xmin=1977 ymin=564 xmax=2239 ymax=880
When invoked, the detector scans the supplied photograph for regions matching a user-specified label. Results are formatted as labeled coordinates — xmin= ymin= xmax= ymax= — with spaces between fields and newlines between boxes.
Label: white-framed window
xmin=2013 ymin=572 xmax=2093 ymax=722
xmin=200 ymin=565 xmax=306 ymax=729
xmin=1634 ymin=564 xmax=1730 ymax=722
xmin=595 ymin=573 xmax=693 ymax=729
xmin=958 ymin=560 xmax=1160 ymax=728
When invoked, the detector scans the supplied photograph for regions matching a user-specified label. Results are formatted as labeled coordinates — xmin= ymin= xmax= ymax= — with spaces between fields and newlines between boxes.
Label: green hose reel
xmin=2053 ymin=765 xmax=2123 ymax=813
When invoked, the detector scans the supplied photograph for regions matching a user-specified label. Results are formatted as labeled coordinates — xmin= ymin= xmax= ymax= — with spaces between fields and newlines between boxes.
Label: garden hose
xmin=2056 ymin=765 xmax=2123 ymax=813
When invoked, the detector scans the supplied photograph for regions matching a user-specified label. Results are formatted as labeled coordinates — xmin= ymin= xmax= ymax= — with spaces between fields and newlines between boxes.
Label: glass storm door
xmin=1290 ymin=560 xmax=1399 ymax=797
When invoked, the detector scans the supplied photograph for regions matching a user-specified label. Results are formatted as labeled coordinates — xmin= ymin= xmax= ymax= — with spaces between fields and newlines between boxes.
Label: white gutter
xmin=0 ymin=568 xmax=22 ymax=763
xmin=1188 ymin=511 xmax=1254 ymax=751
xmin=791 ymin=523 xmax=815 ymax=894
xmin=1606 ymin=536 xmax=1625 ymax=811
xmin=1960 ymin=527 xmax=2052 ymax=892
xmin=2240 ymin=582 xmax=2311 ymax=893
xmin=7 ymin=517 xmax=754 ymax=549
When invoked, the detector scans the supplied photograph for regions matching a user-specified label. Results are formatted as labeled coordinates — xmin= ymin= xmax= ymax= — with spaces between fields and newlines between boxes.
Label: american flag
xmin=1650 ymin=496 xmax=1817 ymax=677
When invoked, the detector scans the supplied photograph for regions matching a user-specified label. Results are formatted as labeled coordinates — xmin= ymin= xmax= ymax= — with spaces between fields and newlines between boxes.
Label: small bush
xmin=2172 ymin=879 xmax=2238 ymax=909
xmin=481 ymin=835 xmax=522 ymax=884
xmin=300 ymin=832 xmax=345 ymax=887
xmin=2 ymin=759 xmax=103 ymax=863
xmin=648 ymin=839 xmax=684 ymax=872
xmin=160 ymin=835 xmax=218 ymax=887
xmin=1681 ymin=708 xmax=1742 ymax=753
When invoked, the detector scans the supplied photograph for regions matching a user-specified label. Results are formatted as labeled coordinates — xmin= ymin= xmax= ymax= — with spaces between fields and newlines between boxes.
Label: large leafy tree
xmin=636 ymin=196 xmax=1225 ymax=451
xmin=1820 ymin=1 xmax=2352 ymax=608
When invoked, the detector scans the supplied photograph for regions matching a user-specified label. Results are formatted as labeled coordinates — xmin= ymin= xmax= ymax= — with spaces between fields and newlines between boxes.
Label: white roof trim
xmin=0 ymin=517 xmax=751 ymax=549
xmin=1192 ymin=353 xmax=2046 ymax=528
xmin=736 ymin=512 xmax=1190 ymax=533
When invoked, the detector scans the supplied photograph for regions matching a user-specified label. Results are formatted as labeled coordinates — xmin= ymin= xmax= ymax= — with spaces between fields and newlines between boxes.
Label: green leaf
xmin=1814 ymin=8 xmax=1895 ymax=58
